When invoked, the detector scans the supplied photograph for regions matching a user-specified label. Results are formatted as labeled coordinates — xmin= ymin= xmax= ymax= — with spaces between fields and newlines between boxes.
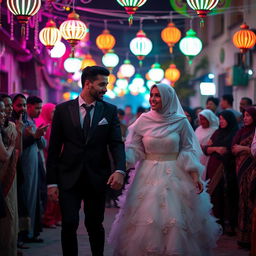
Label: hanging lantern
xmin=233 ymin=23 xmax=256 ymax=53
xmin=116 ymin=0 xmax=148 ymax=25
xmin=102 ymin=49 xmax=119 ymax=71
xmin=107 ymin=73 xmax=116 ymax=90
xmin=165 ymin=64 xmax=181 ymax=86
xmin=179 ymin=29 xmax=202 ymax=64
xmin=7 ymin=0 xmax=41 ymax=36
xmin=130 ymin=30 xmax=153 ymax=65
xmin=50 ymin=41 xmax=66 ymax=58
xmin=96 ymin=29 xmax=116 ymax=54
xmin=60 ymin=11 xmax=88 ymax=55
xmin=186 ymin=0 xmax=219 ymax=18
xmin=132 ymin=73 xmax=145 ymax=87
xmin=116 ymin=78 xmax=128 ymax=90
xmin=119 ymin=59 xmax=135 ymax=79
xmin=81 ymin=54 xmax=97 ymax=69
xmin=148 ymin=63 xmax=164 ymax=82
xmin=39 ymin=20 xmax=62 ymax=50
xmin=161 ymin=23 xmax=181 ymax=53
xmin=64 ymin=57 xmax=82 ymax=73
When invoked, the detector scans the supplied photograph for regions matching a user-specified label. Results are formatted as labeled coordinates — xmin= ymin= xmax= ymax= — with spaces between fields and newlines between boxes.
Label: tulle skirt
xmin=108 ymin=159 xmax=222 ymax=256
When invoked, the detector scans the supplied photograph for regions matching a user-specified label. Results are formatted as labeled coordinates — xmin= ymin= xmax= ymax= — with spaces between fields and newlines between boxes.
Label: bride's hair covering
xmin=126 ymin=83 xmax=204 ymax=176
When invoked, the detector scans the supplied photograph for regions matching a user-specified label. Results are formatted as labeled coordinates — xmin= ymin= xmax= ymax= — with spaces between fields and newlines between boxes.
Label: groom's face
xmin=88 ymin=75 xmax=108 ymax=101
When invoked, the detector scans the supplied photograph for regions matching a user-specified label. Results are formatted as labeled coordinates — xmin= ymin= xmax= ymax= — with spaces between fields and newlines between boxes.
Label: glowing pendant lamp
xmin=96 ymin=29 xmax=116 ymax=54
xmin=81 ymin=54 xmax=97 ymax=69
xmin=64 ymin=57 xmax=82 ymax=73
xmin=233 ymin=23 xmax=256 ymax=53
xmin=119 ymin=59 xmax=135 ymax=79
xmin=102 ymin=50 xmax=119 ymax=71
xmin=165 ymin=64 xmax=181 ymax=86
xmin=161 ymin=23 xmax=181 ymax=53
xmin=39 ymin=20 xmax=62 ymax=50
xmin=148 ymin=63 xmax=164 ymax=82
xmin=179 ymin=29 xmax=202 ymax=64
xmin=60 ymin=11 xmax=88 ymax=55
xmin=130 ymin=29 xmax=153 ymax=66
xmin=186 ymin=0 xmax=219 ymax=18
xmin=116 ymin=0 xmax=148 ymax=25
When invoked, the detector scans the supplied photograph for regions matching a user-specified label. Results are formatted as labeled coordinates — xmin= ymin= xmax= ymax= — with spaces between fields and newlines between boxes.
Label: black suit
xmin=47 ymin=98 xmax=126 ymax=256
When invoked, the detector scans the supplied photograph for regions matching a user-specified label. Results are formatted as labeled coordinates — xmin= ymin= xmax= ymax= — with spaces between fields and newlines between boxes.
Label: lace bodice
xmin=142 ymin=133 xmax=180 ymax=155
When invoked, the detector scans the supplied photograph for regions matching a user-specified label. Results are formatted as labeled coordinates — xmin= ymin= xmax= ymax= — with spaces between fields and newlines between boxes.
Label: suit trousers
xmin=59 ymin=175 xmax=106 ymax=256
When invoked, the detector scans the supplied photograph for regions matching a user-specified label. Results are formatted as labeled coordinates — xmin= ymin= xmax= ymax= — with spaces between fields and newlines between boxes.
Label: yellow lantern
xmin=233 ymin=23 xmax=256 ymax=53
xmin=60 ymin=11 xmax=88 ymax=54
xmin=165 ymin=64 xmax=181 ymax=86
xmin=108 ymin=73 xmax=116 ymax=85
xmin=39 ymin=20 xmax=62 ymax=50
xmin=161 ymin=23 xmax=181 ymax=53
xmin=96 ymin=29 xmax=116 ymax=54
xmin=81 ymin=54 xmax=97 ymax=69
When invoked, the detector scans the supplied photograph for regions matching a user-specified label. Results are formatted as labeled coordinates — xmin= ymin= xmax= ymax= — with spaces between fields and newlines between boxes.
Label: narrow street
xmin=21 ymin=208 xmax=249 ymax=256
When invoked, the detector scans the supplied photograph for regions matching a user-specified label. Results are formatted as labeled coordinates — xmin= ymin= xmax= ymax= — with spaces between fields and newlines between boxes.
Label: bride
xmin=109 ymin=83 xmax=222 ymax=256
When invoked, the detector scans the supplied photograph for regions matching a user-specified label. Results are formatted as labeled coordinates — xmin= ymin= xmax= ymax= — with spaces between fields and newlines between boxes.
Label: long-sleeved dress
xmin=109 ymin=116 xmax=221 ymax=256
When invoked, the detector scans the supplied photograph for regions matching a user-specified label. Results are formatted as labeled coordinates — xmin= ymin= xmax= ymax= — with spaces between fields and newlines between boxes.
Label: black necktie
xmin=82 ymin=104 xmax=94 ymax=142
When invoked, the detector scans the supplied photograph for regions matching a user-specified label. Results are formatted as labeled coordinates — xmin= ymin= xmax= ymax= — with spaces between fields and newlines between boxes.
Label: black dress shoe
xmin=24 ymin=237 xmax=44 ymax=243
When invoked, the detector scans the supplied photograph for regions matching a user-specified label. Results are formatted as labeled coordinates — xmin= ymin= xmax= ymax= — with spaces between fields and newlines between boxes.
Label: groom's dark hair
xmin=81 ymin=66 xmax=110 ymax=88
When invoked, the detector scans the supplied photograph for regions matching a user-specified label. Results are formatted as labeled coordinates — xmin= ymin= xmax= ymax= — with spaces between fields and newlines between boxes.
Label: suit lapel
xmin=87 ymin=101 xmax=104 ymax=143
xmin=68 ymin=98 xmax=83 ymax=139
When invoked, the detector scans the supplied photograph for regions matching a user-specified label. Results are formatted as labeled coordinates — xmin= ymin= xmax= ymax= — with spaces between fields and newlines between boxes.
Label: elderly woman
xmin=195 ymin=109 xmax=219 ymax=179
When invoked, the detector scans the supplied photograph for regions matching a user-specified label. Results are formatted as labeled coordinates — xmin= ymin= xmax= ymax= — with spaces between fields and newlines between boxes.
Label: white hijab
xmin=126 ymin=83 xmax=203 ymax=175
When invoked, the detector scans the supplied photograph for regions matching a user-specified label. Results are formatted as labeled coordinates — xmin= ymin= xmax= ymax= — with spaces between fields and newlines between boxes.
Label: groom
xmin=47 ymin=66 xmax=126 ymax=256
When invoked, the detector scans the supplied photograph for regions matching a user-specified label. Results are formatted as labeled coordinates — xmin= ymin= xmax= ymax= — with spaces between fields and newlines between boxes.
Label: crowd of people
xmin=0 ymin=65 xmax=255 ymax=256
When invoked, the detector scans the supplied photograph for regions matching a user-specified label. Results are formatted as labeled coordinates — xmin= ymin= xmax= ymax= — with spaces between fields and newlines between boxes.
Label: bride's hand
xmin=190 ymin=171 xmax=204 ymax=194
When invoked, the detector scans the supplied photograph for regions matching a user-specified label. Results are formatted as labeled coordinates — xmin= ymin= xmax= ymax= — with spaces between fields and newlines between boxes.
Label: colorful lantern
xmin=96 ymin=29 xmax=116 ymax=54
xmin=7 ymin=0 xmax=41 ymax=24
xmin=102 ymin=50 xmax=119 ymax=71
xmin=116 ymin=78 xmax=128 ymax=90
xmin=50 ymin=41 xmax=66 ymax=58
xmin=148 ymin=63 xmax=164 ymax=82
xmin=81 ymin=54 xmax=97 ymax=69
xmin=60 ymin=11 xmax=88 ymax=54
xmin=165 ymin=64 xmax=181 ymax=86
xmin=119 ymin=59 xmax=135 ymax=79
xmin=107 ymin=73 xmax=116 ymax=90
xmin=130 ymin=30 xmax=153 ymax=65
xmin=233 ymin=23 xmax=256 ymax=53
xmin=132 ymin=73 xmax=145 ymax=87
xmin=39 ymin=20 xmax=62 ymax=50
xmin=179 ymin=29 xmax=202 ymax=64
xmin=64 ymin=57 xmax=82 ymax=73
xmin=186 ymin=0 xmax=219 ymax=18
xmin=116 ymin=0 xmax=148 ymax=25
xmin=161 ymin=23 xmax=181 ymax=53
xmin=7 ymin=0 xmax=41 ymax=36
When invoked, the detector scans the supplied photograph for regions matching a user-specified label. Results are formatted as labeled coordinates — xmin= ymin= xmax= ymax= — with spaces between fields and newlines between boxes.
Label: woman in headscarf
xmin=0 ymin=96 xmax=20 ymax=256
xmin=35 ymin=103 xmax=62 ymax=228
xmin=109 ymin=83 xmax=221 ymax=256
xmin=195 ymin=109 xmax=219 ymax=179
xmin=202 ymin=110 xmax=238 ymax=235
xmin=232 ymin=107 xmax=256 ymax=249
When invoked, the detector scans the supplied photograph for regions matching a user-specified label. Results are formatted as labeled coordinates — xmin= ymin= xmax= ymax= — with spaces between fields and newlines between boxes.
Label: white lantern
xmin=116 ymin=78 xmax=128 ymax=90
xmin=119 ymin=59 xmax=135 ymax=78
xmin=64 ymin=57 xmax=82 ymax=73
xmin=102 ymin=50 xmax=119 ymax=70
xmin=132 ymin=73 xmax=145 ymax=87
xmin=148 ymin=63 xmax=164 ymax=82
xmin=50 ymin=41 xmax=66 ymax=58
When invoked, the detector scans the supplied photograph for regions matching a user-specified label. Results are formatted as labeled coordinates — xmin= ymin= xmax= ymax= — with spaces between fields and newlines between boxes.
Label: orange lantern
xmin=165 ymin=64 xmax=180 ymax=86
xmin=161 ymin=23 xmax=181 ymax=53
xmin=108 ymin=73 xmax=116 ymax=85
xmin=81 ymin=54 xmax=97 ymax=69
xmin=96 ymin=29 xmax=116 ymax=54
xmin=233 ymin=23 xmax=256 ymax=53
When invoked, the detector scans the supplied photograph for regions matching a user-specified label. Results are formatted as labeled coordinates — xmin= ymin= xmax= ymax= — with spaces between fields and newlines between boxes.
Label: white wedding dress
xmin=109 ymin=131 xmax=221 ymax=256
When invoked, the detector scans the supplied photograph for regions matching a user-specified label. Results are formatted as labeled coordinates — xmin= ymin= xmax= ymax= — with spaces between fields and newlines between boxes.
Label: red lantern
xmin=233 ymin=23 xmax=256 ymax=53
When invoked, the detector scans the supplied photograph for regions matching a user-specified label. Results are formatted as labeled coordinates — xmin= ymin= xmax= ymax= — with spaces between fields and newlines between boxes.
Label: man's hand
xmin=47 ymin=186 xmax=59 ymax=202
xmin=34 ymin=124 xmax=49 ymax=139
xmin=107 ymin=172 xmax=124 ymax=190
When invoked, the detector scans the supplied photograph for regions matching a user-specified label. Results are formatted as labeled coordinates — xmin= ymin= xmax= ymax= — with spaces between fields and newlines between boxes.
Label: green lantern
xmin=179 ymin=29 xmax=202 ymax=64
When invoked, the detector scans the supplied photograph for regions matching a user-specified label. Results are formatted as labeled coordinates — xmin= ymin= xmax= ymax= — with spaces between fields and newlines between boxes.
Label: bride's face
xmin=149 ymin=86 xmax=162 ymax=111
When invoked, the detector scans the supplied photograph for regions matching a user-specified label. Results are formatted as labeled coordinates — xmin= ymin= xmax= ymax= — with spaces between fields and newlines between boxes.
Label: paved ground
xmin=21 ymin=208 xmax=250 ymax=256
